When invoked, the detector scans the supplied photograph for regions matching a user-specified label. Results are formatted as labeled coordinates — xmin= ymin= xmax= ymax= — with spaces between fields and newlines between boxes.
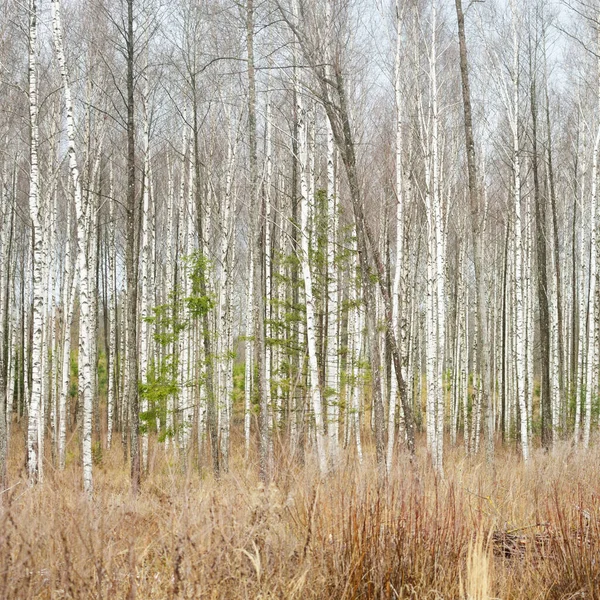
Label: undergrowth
xmin=0 ymin=432 xmax=599 ymax=599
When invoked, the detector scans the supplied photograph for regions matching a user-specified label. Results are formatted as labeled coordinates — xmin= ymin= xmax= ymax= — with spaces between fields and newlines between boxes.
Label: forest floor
xmin=1 ymin=430 xmax=599 ymax=599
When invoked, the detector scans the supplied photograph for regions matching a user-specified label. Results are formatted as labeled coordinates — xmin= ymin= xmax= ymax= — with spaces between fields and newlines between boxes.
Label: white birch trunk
xmin=176 ymin=118 xmax=189 ymax=451
xmin=326 ymin=122 xmax=339 ymax=464
xmin=298 ymin=82 xmax=327 ymax=474
xmin=583 ymin=121 xmax=600 ymax=449
xmin=574 ymin=125 xmax=588 ymax=444
xmin=264 ymin=95 xmax=274 ymax=434
xmin=549 ymin=226 xmax=560 ymax=441
xmin=218 ymin=119 xmax=236 ymax=472
xmin=58 ymin=207 xmax=76 ymax=470
xmin=27 ymin=0 xmax=45 ymax=483
xmin=107 ymin=167 xmax=117 ymax=449
xmin=164 ymin=160 xmax=175 ymax=450
xmin=349 ymin=241 xmax=363 ymax=463
xmin=244 ymin=245 xmax=254 ymax=460
xmin=387 ymin=2 xmax=404 ymax=473
xmin=51 ymin=0 xmax=93 ymax=492
xmin=509 ymin=3 xmax=529 ymax=462
xmin=431 ymin=6 xmax=445 ymax=473
xmin=139 ymin=85 xmax=151 ymax=470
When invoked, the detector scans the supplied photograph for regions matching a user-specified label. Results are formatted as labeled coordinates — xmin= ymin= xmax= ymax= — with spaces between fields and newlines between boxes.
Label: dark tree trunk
xmin=530 ymin=61 xmax=552 ymax=450
xmin=454 ymin=0 xmax=494 ymax=462
xmin=328 ymin=67 xmax=416 ymax=458
xmin=126 ymin=0 xmax=140 ymax=494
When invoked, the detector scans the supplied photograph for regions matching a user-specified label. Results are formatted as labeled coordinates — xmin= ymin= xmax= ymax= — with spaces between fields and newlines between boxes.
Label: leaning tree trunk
xmin=281 ymin=3 xmax=417 ymax=456
xmin=387 ymin=0 xmax=405 ymax=474
xmin=454 ymin=0 xmax=493 ymax=464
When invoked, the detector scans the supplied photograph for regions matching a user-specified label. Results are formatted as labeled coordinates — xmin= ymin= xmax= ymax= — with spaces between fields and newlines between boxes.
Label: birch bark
xmin=51 ymin=0 xmax=94 ymax=491
xmin=508 ymin=1 xmax=529 ymax=461
xmin=27 ymin=0 xmax=45 ymax=483
xmin=297 ymin=64 xmax=327 ymax=474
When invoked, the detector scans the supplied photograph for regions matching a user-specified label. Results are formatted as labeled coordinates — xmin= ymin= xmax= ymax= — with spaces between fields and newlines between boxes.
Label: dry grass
xmin=1 ymin=432 xmax=600 ymax=599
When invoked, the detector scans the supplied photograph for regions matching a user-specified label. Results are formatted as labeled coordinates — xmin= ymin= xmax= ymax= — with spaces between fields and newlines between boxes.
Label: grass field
xmin=1 ymin=432 xmax=599 ymax=599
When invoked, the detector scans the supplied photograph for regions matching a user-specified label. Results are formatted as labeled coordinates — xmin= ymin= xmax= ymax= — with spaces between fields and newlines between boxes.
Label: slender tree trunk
xmin=321 ymin=65 xmax=416 ymax=456
xmin=126 ymin=0 xmax=140 ymax=493
xmin=454 ymin=0 xmax=493 ymax=464
xmin=27 ymin=0 xmax=45 ymax=484
xmin=583 ymin=122 xmax=600 ymax=449
xmin=218 ymin=121 xmax=236 ymax=473
xmin=507 ymin=4 xmax=529 ymax=462
xmin=325 ymin=115 xmax=339 ymax=465
xmin=107 ymin=168 xmax=117 ymax=450
xmin=0 ymin=175 xmax=9 ymax=488
xmin=529 ymin=63 xmax=551 ymax=449
xmin=139 ymin=96 xmax=151 ymax=472
xmin=574 ymin=121 xmax=588 ymax=445
xmin=51 ymin=0 xmax=94 ymax=492
xmin=247 ymin=0 xmax=269 ymax=482
xmin=297 ymin=61 xmax=328 ymax=475
xmin=544 ymin=53 xmax=565 ymax=438
xmin=387 ymin=0 xmax=405 ymax=474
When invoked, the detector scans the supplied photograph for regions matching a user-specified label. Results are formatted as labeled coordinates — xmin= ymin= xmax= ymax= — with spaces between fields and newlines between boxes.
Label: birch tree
xmin=27 ymin=0 xmax=44 ymax=484
xmin=50 ymin=0 xmax=94 ymax=492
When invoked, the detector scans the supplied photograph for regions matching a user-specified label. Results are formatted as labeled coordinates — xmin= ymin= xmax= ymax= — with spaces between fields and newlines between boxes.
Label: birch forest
xmin=2 ymin=0 xmax=600 ymax=596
